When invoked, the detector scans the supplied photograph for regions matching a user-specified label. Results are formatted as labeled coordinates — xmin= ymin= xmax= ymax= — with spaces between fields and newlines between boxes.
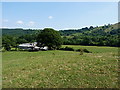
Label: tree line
xmin=2 ymin=23 xmax=120 ymax=51
xmin=60 ymin=23 xmax=119 ymax=47
xmin=2 ymin=28 xmax=62 ymax=51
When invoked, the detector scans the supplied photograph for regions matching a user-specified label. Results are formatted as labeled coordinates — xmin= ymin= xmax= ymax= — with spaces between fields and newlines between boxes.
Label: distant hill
xmin=2 ymin=22 xmax=119 ymax=36
xmin=59 ymin=22 xmax=120 ymax=36
xmin=59 ymin=22 xmax=119 ymax=47
xmin=2 ymin=28 xmax=41 ymax=36
xmin=2 ymin=23 xmax=119 ymax=47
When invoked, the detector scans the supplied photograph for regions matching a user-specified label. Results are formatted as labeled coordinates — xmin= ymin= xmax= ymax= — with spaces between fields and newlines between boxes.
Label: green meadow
xmin=2 ymin=45 xmax=118 ymax=88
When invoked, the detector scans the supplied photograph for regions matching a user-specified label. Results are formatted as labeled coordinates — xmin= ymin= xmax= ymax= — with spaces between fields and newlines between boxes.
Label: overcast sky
xmin=2 ymin=2 xmax=118 ymax=30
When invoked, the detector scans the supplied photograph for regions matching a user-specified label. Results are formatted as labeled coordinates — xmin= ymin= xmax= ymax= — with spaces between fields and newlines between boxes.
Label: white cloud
xmin=48 ymin=16 xmax=53 ymax=19
xmin=0 ymin=26 xmax=8 ymax=28
xmin=3 ymin=19 xmax=8 ymax=22
xmin=28 ymin=21 xmax=35 ymax=26
xmin=0 ymin=26 xmax=23 ymax=29
xmin=16 ymin=20 xmax=23 ymax=24
xmin=29 ymin=21 xmax=35 ymax=25
xmin=44 ymin=27 xmax=53 ymax=28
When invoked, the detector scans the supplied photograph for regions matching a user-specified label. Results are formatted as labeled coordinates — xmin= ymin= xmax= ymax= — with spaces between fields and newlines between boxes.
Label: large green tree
xmin=37 ymin=28 xmax=63 ymax=50
xmin=2 ymin=35 xmax=15 ymax=51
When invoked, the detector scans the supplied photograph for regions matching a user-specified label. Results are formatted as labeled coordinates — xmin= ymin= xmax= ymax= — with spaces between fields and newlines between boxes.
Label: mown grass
xmin=2 ymin=45 xmax=119 ymax=88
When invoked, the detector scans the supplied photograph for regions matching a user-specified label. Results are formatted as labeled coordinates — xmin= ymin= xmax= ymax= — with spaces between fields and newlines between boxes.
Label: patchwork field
xmin=2 ymin=45 xmax=119 ymax=88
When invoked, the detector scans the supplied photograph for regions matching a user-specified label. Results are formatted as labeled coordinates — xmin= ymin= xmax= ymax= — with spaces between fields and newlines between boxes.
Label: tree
xmin=37 ymin=28 xmax=63 ymax=50
xmin=89 ymin=26 xmax=94 ymax=30
xmin=2 ymin=35 xmax=18 ymax=51
xmin=2 ymin=35 xmax=12 ymax=51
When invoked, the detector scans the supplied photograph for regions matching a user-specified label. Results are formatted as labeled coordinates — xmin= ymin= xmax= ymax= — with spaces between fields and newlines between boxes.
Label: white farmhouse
xmin=18 ymin=42 xmax=48 ymax=51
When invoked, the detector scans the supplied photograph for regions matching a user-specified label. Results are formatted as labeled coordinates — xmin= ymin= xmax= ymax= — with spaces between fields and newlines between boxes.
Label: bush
xmin=76 ymin=48 xmax=92 ymax=53
xmin=83 ymin=49 xmax=92 ymax=53
xmin=59 ymin=46 xmax=74 ymax=51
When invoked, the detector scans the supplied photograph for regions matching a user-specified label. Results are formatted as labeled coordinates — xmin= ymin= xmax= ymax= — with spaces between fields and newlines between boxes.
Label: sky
xmin=2 ymin=2 xmax=118 ymax=30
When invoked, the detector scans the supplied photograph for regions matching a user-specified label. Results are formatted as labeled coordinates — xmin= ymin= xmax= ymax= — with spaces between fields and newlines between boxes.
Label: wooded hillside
xmin=2 ymin=23 xmax=120 ymax=48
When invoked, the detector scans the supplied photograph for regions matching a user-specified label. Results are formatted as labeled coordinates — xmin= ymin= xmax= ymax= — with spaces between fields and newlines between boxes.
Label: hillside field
xmin=2 ymin=45 xmax=119 ymax=88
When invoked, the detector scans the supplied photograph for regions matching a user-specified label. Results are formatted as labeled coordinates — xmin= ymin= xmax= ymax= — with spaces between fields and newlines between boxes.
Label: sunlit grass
xmin=2 ymin=45 xmax=118 ymax=88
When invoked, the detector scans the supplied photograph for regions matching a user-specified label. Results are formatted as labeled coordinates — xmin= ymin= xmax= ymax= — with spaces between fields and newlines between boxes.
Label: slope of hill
xmin=2 ymin=23 xmax=119 ymax=47
xmin=2 ymin=28 xmax=40 ymax=36
xmin=2 ymin=22 xmax=119 ymax=36
xmin=59 ymin=23 xmax=119 ymax=36
xmin=60 ymin=23 xmax=119 ymax=47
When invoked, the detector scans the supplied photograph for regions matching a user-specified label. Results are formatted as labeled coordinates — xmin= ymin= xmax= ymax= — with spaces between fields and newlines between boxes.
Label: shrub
xmin=76 ymin=48 xmax=92 ymax=53
xmin=65 ymin=46 xmax=74 ymax=51
xmin=79 ymin=49 xmax=83 ymax=55
xmin=83 ymin=49 xmax=92 ymax=53
xmin=59 ymin=46 xmax=74 ymax=51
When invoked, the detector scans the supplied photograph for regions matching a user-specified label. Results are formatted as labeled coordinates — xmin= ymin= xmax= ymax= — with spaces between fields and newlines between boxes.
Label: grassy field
xmin=2 ymin=45 xmax=119 ymax=88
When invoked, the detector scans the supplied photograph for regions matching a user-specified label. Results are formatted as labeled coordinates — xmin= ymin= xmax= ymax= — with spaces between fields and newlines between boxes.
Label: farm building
xmin=18 ymin=42 xmax=48 ymax=51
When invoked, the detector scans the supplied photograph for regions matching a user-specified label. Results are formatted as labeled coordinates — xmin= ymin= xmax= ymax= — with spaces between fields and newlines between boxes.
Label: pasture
xmin=2 ymin=45 xmax=118 ymax=88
